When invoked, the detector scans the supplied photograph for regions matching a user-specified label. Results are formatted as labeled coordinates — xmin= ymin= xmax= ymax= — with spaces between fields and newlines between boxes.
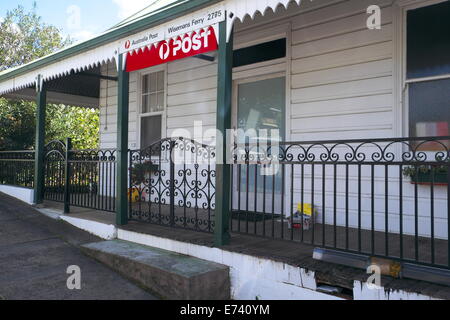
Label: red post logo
xmin=159 ymin=42 xmax=170 ymax=60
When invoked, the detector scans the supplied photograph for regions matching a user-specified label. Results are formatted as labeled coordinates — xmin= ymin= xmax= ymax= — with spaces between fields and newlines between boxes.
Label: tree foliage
xmin=46 ymin=106 xmax=99 ymax=150
xmin=0 ymin=3 xmax=100 ymax=151
xmin=0 ymin=101 xmax=36 ymax=150
xmin=0 ymin=3 xmax=71 ymax=71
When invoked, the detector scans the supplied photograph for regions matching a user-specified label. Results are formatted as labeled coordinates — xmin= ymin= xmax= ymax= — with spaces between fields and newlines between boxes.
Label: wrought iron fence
xmin=44 ymin=140 xmax=67 ymax=202
xmin=231 ymin=136 xmax=450 ymax=270
xmin=129 ymin=137 xmax=216 ymax=233
xmin=2 ymin=135 xmax=449 ymax=271
xmin=0 ymin=150 xmax=35 ymax=188
xmin=43 ymin=140 xmax=117 ymax=212
xmin=69 ymin=148 xmax=117 ymax=212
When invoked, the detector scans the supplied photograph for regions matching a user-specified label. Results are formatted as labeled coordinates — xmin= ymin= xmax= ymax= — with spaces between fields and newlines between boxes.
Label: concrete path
xmin=0 ymin=192 xmax=157 ymax=300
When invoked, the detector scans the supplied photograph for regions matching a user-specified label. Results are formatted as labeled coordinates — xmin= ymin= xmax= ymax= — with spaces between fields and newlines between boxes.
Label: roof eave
xmin=0 ymin=0 xmax=220 ymax=83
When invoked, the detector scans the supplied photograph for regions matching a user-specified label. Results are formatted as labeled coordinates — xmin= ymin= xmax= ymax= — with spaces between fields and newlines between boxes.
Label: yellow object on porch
xmin=297 ymin=203 xmax=317 ymax=217
xmin=128 ymin=188 xmax=140 ymax=203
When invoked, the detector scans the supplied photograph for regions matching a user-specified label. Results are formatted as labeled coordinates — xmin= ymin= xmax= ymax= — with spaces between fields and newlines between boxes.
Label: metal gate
xmin=129 ymin=137 xmax=216 ymax=232
xmin=43 ymin=139 xmax=117 ymax=213
xmin=43 ymin=140 xmax=67 ymax=203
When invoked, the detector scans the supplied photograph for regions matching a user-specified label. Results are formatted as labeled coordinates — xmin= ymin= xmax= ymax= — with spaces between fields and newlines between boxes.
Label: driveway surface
xmin=0 ymin=192 xmax=156 ymax=300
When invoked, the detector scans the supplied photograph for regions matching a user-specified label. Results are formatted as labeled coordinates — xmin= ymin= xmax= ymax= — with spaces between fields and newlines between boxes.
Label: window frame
xmin=137 ymin=64 xmax=168 ymax=151
xmin=233 ymin=21 xmax=291 ymax=141
xmin=399 ymin=0 xmax=450 ymax=138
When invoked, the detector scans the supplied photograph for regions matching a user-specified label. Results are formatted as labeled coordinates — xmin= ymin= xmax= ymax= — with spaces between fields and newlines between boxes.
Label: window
xmin=407 ymin=1 xmax=450 ymax=144
xmin=407 ymin=1 xmax=450 ymax=79
xmin=141 ymin=71 xmax=165 ymax=113
xmin=141 ymin=115 xmax=162 ymax=149
xmin=233 ymin=38 xmax=286 ymax=68
xmin=140 ymin=70 xmax=165 ymax=150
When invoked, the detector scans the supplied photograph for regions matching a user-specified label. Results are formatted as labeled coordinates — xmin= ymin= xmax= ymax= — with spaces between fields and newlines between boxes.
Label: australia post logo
xmin=126 ymin=27 xmax=218 ymax=72
xmin=159 ymin=42 xmax=170 ymax=60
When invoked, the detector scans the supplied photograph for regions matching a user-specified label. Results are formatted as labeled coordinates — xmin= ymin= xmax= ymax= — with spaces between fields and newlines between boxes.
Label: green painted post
xmin=34 ymin=75 xmax=46 ymax=205
xmin=116 ymin=54 xmax=130 ymax=226
xmin=63 ymin=138 xmax=72 ymax=214
xmin=214 ymin=18 xmax=233 ymax=246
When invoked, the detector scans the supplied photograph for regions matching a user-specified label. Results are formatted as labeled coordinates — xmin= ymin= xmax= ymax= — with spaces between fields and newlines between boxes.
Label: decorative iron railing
xmin=231 ymin=136 xmax=450 ymax=270
xmin=1 ymin=136 xmax=449 ymax=271
xmin=129 ymin=137 xmax=216 ymax=233
xmin=68 ymin=148 xmax=117 ymax=212
xmin=0 ymin=150 xmax=35 ymax=188
xmin=43 ymin=140 xmax=117 ymax=212
xmin=44 ymin=140 xmax=67 ymax=202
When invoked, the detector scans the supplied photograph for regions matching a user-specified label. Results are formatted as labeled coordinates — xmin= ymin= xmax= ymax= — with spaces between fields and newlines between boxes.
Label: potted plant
xmin=131 ymin=161 xmax=159 ymax=185
xmin=403 ymin=163 xmax=448 ymax=185
xmin=129 ymin=161 xmax=159 ymax=202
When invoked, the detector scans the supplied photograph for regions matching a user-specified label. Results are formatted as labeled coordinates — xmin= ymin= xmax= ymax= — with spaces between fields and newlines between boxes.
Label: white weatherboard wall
xmin=167 ymin=58 xmax=218 ymax=140
xmin=100 ymin=0 xmax=393 ymax=149
xmin=99 ymin=56 xmax=217 ymax=149
xmin=99 ymin=63 xmax=138 ymax=150
xmin=99 ymin=0 xmax=448 ymax=239
xmin=288 ymin=0 xmax=395 ymax=141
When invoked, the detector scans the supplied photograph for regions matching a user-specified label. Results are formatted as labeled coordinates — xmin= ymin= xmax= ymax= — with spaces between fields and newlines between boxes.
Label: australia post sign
xmin=125 ymin=26 xmax=218 ymax=72
xmin=120 ymin=5 xmax=224 ymax=72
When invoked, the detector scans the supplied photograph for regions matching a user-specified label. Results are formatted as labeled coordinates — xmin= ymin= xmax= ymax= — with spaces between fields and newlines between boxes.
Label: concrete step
xmin=81 ymin=240 xmax=230 ymax=300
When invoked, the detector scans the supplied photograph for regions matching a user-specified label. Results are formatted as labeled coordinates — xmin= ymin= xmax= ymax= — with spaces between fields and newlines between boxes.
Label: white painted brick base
xmin=117 ymin=228 xmax=340 ymax=300
xmin=60 ymin=215 xmax=117 ymax=240
xmin=0 ymin=185 xmax=34 ymax=205
xmin=25 ymin=204 xmax=444 ymax=300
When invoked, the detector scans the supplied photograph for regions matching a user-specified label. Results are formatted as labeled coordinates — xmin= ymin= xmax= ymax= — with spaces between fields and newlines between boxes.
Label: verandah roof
xmin=0 ymin=0 xmax=301 ymax=96
xmin=0 ymin=0 xmax=207 ymax=96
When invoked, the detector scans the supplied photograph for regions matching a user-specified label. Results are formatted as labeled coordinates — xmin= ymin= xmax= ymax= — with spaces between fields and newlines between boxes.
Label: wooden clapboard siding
xmin=289 ymin=0 xmax=394 ymax=142
xmin=100 ymin=0 xmax=396 ymax=147
xmin=96 ymin=0 xmax=447 ymax=237
xmin=166 ymin=57 xmax=218 ymax=140
xmin=99 ymin=62 xmax=138 ymax=149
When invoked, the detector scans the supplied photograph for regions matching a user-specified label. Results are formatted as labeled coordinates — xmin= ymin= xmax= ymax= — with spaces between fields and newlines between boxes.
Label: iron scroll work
xmin=3 ymin=135 xmax=447 ymax=268
xmin=230 ymin=136 xmax=450 ymax=270
xmin=43 ymin=140 xmax=68 ymax=203
xmin=129 ymin=138 xmax=216 ymax=233
xmin=232 ymin=136 xmax=450 ymax=164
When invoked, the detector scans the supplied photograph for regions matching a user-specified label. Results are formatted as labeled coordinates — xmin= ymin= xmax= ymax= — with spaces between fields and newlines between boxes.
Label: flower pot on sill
xmin=410 ymin=172 xmax=448 ymax=185
xmin=145 ymin=164 xmax=160 ymax=172
xmin=131 ymin=163 xmax=160 ymax=186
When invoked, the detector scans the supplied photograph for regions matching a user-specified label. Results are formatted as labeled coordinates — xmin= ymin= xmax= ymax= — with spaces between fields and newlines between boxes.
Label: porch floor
xmin=128 ymin=202 xmax=449 ymax=268
xmin=43 ymin=201 xmax=450 ymax=299
xmin=230 ymin=219 xmax=449 ymax=268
